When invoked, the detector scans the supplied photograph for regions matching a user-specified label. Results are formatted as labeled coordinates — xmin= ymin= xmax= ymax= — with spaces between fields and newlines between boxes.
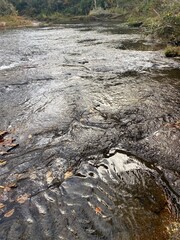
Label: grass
xmin=164 ymin=46 xmax=180 ymax=57
xmin=0 ymin=15 xmax=33 ymax=28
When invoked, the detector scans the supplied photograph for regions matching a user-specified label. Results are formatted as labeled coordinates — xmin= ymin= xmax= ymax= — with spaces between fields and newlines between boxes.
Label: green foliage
xmin=0 ymin=0 xmax=16 ymax=16
xmin=165 ymin=46 xmax=180 ymax=57
xmin=1 ymin=0 xmax=179 ymax=43
xmin=147 ymin=2 xmax=180 ymax=41
xmin=0 ymin=15 xmax=32 ymax=27
xmin=122 ymin=0 xmax=180 ymax=42
xmin=2 ymin=0 xmax=180 ymax=43
xmin=8 ymin=0 xmax=94 ymax=16
xmin=5 ymin=0 xmax=180 ymax=18
xmin=80 ymin=0 xmax=93 ymax=15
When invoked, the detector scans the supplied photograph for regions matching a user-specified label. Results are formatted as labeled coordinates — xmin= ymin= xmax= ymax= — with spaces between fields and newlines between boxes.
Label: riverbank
xmin=1 ymin=11 xmax=180 ymax=58
xmin=0 ymin=15 xmax=41 ymax=29
xmin=35 ymin=5 xmax=180 ymax=56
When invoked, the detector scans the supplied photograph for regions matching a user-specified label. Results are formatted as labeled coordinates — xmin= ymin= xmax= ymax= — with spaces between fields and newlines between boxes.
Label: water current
xmin=0 ymin=23 xmax=180 ymax=240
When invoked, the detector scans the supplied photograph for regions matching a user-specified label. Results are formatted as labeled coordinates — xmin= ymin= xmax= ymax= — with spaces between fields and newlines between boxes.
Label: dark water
xmin=0 ymin=23 xmax=180 ymax=240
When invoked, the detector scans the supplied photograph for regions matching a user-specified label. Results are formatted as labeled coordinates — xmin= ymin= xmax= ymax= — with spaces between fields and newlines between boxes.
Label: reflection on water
xmin=115 ymin=39 xmax=165 ymax=51
xmin=0 ymin=23 xmax=179 ymax=240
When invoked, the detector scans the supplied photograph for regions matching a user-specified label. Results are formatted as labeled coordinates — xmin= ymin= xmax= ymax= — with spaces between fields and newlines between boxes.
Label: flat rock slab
xmin=0 ymin=23 xmax=179 ymax=239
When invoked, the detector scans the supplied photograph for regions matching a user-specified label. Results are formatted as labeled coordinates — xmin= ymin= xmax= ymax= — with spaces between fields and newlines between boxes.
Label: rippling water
xmin=0 ymin=23 xmax=179 ymax=240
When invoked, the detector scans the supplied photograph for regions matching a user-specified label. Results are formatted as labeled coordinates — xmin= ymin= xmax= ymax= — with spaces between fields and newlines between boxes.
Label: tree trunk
xmin=94 ymin=0 xmax=97 ymax=9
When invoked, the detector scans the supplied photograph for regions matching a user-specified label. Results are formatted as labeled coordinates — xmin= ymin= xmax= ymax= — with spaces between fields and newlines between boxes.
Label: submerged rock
xmin=0 ymin=23 xmax=179 ymax=239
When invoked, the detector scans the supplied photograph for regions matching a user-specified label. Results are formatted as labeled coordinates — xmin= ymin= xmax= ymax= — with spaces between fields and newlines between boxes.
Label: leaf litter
xmin=64 ymin=171 xmax=73 ymax=180
xmin=95 ymin=207 xmax=102 ymax=215
xmin=0 ymin=203 xmax=5 ymax=209
xmin=16 ymin=193 xmax=29 ymax=204
xmin=4 ymin=208 xmax=15 ymax=218
xmin=0 ymin=160 xmax=7 ymax=166
xmin=0 ymin=130 xmax=19 ymax=155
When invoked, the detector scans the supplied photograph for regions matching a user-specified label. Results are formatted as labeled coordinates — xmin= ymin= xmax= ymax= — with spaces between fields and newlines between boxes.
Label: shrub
xmin=164 ymin=46 xmax=180 ymax=57
xmin=0 ymin=0 xmax=16 ymax=16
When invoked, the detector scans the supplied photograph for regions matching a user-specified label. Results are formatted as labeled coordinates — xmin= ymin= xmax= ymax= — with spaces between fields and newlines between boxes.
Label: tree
xmin=0 ymin=0 xmax=16 ymax=16
xmin=80 ymin=0 xmax=93 ymax=15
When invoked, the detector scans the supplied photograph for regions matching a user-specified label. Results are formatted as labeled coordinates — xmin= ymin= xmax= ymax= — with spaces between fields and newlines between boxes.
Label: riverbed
xmin=0 ymin=23 xmax=180 ymax=240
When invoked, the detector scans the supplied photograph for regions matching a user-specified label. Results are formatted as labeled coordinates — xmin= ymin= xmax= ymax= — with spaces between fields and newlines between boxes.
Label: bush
xmin=0 ymin=0 xmax=16 ymax=16
xmin=164 ymin=46 xmax=180 ymax=57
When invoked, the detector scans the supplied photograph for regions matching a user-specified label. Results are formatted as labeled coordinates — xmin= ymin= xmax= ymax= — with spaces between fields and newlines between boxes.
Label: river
xmin=0 ymin=23 xmax=180 ymax=239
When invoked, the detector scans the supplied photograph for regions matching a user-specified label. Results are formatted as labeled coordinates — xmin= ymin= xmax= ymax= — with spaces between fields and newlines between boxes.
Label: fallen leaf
xmin=46 ymin=171 xmax=52 ymax=177
xmin=0 ymin=131 xmax=8 ymax=139
xmin=16 ymin=193 xmax=29 ymax=204
xmin=46 ymin=171 xmax=54 ymax=184
xmin=4 ymin=208 xmax=15 ymax=218
xmin=9 ymin=128 xmax=16 ymax=134
xmin=0 ymin=160 xmax=7 ymax=166
xmin=0 ymin=182 xmax=17 ymax=192
xmin=29 ymin=171 xmax=37 ymax=180
xmin=165 ymin=120 xmax=180 ymax=129
xmin=64 ymin=171 xmax=73 ymax=180
xmin=95 ymin=207 xmax=102 ymax=215
xmin=4 ymin=186 xmax=11 ymax=192
xmin=0 ymin=151 xmax=7 ymax=156
xmin=0 ymin=131 xmax=19 ymax=153
xmin=0 ymin=203 xmax=5 ymax=209
xmin=174 ymin=121 xmax=180 ymax=129
xmin=0 ymin=138 xmax=13 ymax=146
xmin=15 ymin=173 xmax=28 ymax=181
xmin=7 ymin=182 xmax=17 ymax=188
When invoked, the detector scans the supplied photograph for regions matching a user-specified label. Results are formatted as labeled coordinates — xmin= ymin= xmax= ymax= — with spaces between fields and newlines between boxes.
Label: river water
xmin=0 ymin=23 xmax=180 ymax=239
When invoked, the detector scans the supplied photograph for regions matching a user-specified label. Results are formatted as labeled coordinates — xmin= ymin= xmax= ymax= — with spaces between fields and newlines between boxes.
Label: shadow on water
xmin=77 ymin=23 xmax=140 ymax=35
xmin=115 ymin=39 xmax=165 ymax=51
xmin=152 ymin=68 xmax=180 ymax=89
xmin=99 ymin=25 xmax=141 ymax=35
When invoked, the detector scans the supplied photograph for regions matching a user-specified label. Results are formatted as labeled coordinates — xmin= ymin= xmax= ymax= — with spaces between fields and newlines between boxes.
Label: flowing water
xmin=0 ymin=23 xmax=180 ymax=240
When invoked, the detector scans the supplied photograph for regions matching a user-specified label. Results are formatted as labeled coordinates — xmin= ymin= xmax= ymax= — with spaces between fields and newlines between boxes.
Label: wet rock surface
xmin=0 ymin=23 xmax=180 ymax=239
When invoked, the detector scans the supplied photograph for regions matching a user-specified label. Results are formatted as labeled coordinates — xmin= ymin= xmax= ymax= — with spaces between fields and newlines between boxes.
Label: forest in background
xmin=0 ymin=0 xmax=179 ymax=17
xmin=0 ymin=0 xmax=180 ymax=45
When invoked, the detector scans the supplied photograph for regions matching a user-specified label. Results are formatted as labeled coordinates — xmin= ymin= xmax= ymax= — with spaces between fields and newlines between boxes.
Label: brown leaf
xmin=46 ymin=171 xmax=54 ymax=184
xmin=4 ymin=208 xmax=15 ymax=218
xmin=0 ymin=160 xmax=7 ymax=166
xmin=0 ymin=203 xmax=5 ymax=209
xmin=64 ymin=171 xmax=73 ymax=180
xmin=15 ymin=173 xmax=28 ymax=181
xmin=9 ymin=128 xmax=16 ymax=134
xmin=0 ymin=132 xmax=19 ymax=153
xmin=95 ymin=207 xmax=102 ymax=215
xmin=7 ymin=182 xmax=17 ymax=188
xmin=0 ymin=151 xmax=7 ymax=156
xmin=0 ymin=131 xmax=8 ymax=139
xmin=4 ymin=186 xmax=11 ymax=192
xmin=0 ymin=183 xmax=17 ymax=192
xmin=16 ymin=193 xmax=29 ymax=204
xmin=1 ymin=138 xmax=13 ymax=146
xmin=165 ymin=120 xmax=180 ymax=129
xmin=174 ymin=121 xmax=180 ymax=129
